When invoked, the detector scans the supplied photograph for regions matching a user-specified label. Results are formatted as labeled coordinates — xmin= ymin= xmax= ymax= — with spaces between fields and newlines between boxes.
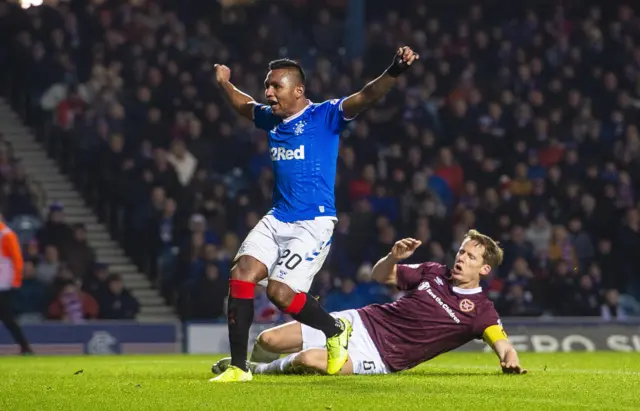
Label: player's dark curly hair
xmin=268 ymin=59 xmax=306 ymax=85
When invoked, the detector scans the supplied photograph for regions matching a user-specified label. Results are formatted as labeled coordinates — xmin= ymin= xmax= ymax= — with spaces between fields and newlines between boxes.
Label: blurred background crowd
xmin=0 ymin=0 xmax=639 ymax=323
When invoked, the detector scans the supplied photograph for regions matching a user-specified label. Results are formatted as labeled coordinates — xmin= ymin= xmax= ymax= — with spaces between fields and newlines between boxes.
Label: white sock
xmin=250 ymin=342 xmax=280 ymax=363
xmin=254 ymin=353 xmax=297 ymax=375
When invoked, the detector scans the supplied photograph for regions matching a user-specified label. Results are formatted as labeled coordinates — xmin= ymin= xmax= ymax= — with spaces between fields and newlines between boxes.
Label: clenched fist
xmin=214 ymin=64 xmax=231 ymax=84
xmin=386 ymin=46 xmax=420 ymax=78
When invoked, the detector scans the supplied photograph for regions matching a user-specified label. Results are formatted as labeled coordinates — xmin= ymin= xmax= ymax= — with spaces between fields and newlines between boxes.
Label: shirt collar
xmin=282 ymin=100 xmax=313 ymax=124
xmin=452 ymin=286 xmax=483 ymax=295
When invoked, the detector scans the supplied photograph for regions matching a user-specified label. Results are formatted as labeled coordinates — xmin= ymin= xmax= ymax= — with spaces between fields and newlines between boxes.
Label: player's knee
xmin=231 ymin=255 xmax=266 ymax=283
xmin=266 ymin=281 xmax=295 ymax=309
xmin=256 ymin=330 xmax=277 ymax=351
xmin=295 ymin=350 xmax=324 ymax=371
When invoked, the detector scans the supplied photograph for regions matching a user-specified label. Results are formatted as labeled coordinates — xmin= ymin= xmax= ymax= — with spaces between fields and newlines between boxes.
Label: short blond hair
xmin=464 ymin=229 xmax=504 ymax=269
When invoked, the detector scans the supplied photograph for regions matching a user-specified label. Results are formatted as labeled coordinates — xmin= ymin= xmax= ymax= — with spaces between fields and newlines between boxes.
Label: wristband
xmin=386 ymin=53 xmax=410 ymax=78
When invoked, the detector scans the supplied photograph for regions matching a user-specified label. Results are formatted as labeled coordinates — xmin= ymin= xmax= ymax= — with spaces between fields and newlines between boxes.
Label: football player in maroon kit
xmin=212 ymin=229 xmax=526 ymax=376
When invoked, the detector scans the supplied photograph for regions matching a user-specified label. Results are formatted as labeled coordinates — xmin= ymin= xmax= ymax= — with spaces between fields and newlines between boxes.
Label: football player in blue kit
xmin=211 ymin=46 xmax=419 ymax=382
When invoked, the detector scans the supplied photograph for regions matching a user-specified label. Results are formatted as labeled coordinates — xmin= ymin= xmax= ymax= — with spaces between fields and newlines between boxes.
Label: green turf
xmin=1 ymin=352 xmax=638 ymax=410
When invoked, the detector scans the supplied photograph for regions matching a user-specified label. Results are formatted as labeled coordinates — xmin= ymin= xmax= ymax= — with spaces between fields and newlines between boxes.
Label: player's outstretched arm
xmin=484 ymin=328 xmax=527 ymax=375
xmin=341 ymin=46 xmax=419 ymax=119
xmin=214 ymin=64 xmax=258 ymax=121
xmin=372 ymin=238 xmax=422 ymax=286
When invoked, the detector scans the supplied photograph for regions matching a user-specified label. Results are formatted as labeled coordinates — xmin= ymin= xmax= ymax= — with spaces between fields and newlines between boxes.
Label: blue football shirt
xmin=253 ymin=98 xmax=353 ymax=223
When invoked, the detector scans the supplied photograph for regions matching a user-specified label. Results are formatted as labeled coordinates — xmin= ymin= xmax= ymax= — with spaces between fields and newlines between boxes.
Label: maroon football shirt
xmin=357 ymin=261 xmax=501 ymax=372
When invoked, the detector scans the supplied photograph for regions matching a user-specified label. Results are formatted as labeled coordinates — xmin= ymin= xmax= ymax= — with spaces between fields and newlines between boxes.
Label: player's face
xmin=264 ymin=69 xmax=304 ymax=117
xmin=451 ymin=239 xmax=491 ymax=284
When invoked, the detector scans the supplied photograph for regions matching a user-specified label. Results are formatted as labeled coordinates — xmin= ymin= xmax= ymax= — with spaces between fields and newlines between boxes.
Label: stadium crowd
xmin=1 ymin=0 xmax=640 ymax=322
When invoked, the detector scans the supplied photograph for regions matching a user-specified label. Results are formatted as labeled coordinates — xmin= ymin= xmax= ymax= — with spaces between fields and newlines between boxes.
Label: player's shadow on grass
xmin=195 ymin=370 xmax=499 ymax=383
xmin=239 ymin=372 xmax=500 ymax=390
xmin=240 ymin=370 xmax=500 ymax=384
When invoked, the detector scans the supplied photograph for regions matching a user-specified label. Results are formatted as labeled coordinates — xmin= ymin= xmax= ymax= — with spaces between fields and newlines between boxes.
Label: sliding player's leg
xmin=253 ymin=348 xmax=354 ymax=375
xmin=254 ymin=310 xmax=389 ymax=376
xmin=212 ymin=321 xmax=304 ymax=374
xmin=253 ymin=321 xmax=304 ymax=359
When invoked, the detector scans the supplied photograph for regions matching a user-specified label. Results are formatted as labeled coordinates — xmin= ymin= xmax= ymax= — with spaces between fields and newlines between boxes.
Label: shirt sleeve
xmin=473 ymin=304 xmax=508 ymax=345
xmin=253 ymin=104 xmax=280 ymax=131
xmin=395 ymin=263 xmax=425 ymax=291
xmin=319 ymin=97 xmax=356 ymax=134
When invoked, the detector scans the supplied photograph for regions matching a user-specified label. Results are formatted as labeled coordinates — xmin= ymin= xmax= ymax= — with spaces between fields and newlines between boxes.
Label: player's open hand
xmin=390 ymin=238 xmax=422 ymax=261
xmin=214 ymin=64 xmax=231 ymax=84
xmin=500 ymin=351 xmax=527 ymax=375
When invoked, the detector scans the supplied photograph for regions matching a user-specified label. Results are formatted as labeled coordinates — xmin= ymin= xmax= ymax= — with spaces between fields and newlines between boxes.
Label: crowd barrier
xmin=0 ymin=322 xmax=180 ymax=355
xmin=186 ymin=318 xmax=640 ymax=353
xmin=2 ymin=319 xmax=638 ymax=355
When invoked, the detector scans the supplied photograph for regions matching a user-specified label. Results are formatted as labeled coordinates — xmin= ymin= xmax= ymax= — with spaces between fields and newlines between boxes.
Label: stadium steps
xmin=0 ymin=101 xmax=176 ymax=322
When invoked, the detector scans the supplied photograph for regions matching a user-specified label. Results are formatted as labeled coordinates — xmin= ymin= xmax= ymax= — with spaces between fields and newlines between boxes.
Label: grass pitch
xmin=1 ymin=352 xmax=638 ymax=410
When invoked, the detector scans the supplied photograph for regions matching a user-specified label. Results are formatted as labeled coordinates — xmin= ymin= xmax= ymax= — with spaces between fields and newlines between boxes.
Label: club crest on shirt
xmin=417 ymin=281 xmax=430 ymax=291
xmin=294 ymin=121 xmax=306 ymax=135
xmin=459 ymin=299 xmax=475 ymax=312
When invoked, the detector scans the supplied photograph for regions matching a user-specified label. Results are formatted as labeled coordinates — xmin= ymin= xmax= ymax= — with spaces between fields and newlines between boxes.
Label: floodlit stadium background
xmin=0 ymin=0 xmax=638 ymax=356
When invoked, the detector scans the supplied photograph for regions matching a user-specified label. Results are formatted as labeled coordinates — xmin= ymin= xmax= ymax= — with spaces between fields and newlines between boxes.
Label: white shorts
xmin=235 ymin=214 xmax=335 ymax=293
xmin=301 ymin=309 xmax=389 ymax=375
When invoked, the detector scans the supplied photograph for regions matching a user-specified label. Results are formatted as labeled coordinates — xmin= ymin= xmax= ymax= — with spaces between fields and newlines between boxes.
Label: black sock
xmin=227 ymin=296 xmax=254 ymax=371
xmin=2 ymin=317 xmax=31 ymax=353
xmin=291 ymin=294 xmax=344 ymax=338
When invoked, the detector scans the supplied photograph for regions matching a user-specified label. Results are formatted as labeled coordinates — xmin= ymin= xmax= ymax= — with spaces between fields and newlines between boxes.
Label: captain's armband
xmin=482 ymin=324 xmax=508 ymax=347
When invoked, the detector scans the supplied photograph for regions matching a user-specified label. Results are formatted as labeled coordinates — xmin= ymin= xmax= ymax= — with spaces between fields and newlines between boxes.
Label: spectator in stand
xmin=35 ymin=204 xmax=73 ymax=254
xmin=572 ymin=275 xmax=602 ymax=316
xmin=496 ymin=283 xmax=543 ymax=317
xmin=353 ymin=262 xmax=391 ymax=306
xmin=12 ymin=259 xmax=46 ymax=321
xmin=48 ymin=281 xmax=99 ymax=323
xmin=186 ymin=263 xmax=227 ymax=321
xmin=98 ymin=274 xmax=140 ymax=320
xmin=601 ymin=289 xmax=640 ymax=321
xmin=548 ymin=226 xmax=578 ymax=269
xmin=63 ymin=223 xmax=96 ymax=280
xmin=323 ymin=278 xmax=367 ymax=313
xmin=82 ymin=263 xmax=110 ymax=301
xmin=35 ymin=245 xmax=60 ymax=286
